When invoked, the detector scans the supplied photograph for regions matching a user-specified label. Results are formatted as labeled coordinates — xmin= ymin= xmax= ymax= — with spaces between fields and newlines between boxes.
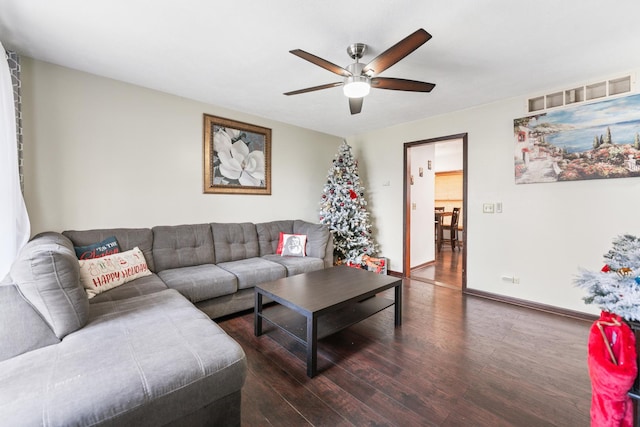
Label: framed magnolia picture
xmin=203 ymin=114 xmax=271 ymax=195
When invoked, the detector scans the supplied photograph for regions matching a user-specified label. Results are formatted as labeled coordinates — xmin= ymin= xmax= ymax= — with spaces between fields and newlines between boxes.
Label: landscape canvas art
xmin=513 ymin=93 xmax=640 ymax=184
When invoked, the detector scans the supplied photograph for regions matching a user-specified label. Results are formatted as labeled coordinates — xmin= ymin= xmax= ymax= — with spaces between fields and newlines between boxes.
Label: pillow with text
xmin=78 ymin=246 xmax=151 ymax=298
xmin=74 ymin=236 xmax=121 ymax=260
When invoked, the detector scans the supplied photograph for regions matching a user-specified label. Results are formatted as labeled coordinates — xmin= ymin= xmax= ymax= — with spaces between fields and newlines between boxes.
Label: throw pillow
xmin=78 ymin=247 xmax=152 ymax=299
xmin=281 ymin=234 xmax=307 ymax=257
xmin=74 ymin=236 xmax=121 ymax=260
xmin=276 ymin=232 xmax=284 ymax=254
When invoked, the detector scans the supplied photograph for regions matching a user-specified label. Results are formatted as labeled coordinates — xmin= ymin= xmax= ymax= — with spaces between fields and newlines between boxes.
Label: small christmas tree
xmin=319 ymin=141 xmax=377 ymax=264
xmin=575 ymin=234 xmax=640 ymax=321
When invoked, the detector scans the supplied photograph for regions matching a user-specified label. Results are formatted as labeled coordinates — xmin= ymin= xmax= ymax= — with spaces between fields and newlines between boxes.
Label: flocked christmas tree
xmin=319 ymin=141 xmax=377 ymax=264
xmin=575 ymin=234 xmax=640 ymax=321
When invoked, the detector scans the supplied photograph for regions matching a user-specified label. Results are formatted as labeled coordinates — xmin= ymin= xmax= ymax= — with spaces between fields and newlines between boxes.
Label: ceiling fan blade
xmin=349 ymin=97 xmax=363 ymax=115
xmin=284 ymin=82 xmax=343 ymax=96
xmin=371 ymin=77 xmax=435 ymax=92
xmin=290 ymin=49 xmax=352 ymax=77
xmin=361 ymin=29 xmax=432 ymax=77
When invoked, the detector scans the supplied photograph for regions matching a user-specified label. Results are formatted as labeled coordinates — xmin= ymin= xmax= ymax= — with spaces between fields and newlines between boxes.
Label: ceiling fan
xmin=284 ymin=28 xmax=436 ymax=115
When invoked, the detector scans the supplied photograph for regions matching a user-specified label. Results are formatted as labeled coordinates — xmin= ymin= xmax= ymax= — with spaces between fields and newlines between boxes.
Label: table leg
xmin=254 ymin=291 xmax=263 ymax=336
xmin=306 ymin=314 xmax=318 ymax=377
xmin=395 ymin=282 xmax=403 ymax=326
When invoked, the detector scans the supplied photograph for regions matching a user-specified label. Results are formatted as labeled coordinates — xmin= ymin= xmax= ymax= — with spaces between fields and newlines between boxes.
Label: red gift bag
xmin=588 ymin=311 xmax=637 ymax=427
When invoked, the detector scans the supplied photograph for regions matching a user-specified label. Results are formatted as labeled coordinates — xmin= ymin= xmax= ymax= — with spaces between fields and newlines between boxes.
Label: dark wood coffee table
xmin=254 ymin=265 xmax=402 ymax=377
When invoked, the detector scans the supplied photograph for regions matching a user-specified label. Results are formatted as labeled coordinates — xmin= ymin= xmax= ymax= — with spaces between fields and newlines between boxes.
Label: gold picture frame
xmin=203 ymin=114 xmax=271 ymax=195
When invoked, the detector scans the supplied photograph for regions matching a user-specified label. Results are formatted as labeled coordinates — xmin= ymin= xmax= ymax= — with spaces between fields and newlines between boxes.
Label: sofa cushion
xmin=256 ymin=220 xmax=294 ymax=256
xmin=158 ymin=264 xmax=238 ymax=303
xmin=78 ymin=247 xmax=152 ymax=299
xmin=211 ymin=222 xmax=259 ymax=263
xmin=262 ymin=254 xmax=325 ymax=276
xmin=217 ymin=257 xmax=286 ymax=290
xmin=63 ymin=228 xmax=156 ymax=272
xmin=88 ymin=273 xmax=168 ymax=304
xmin=0 ymin=289 xmax=247 ymax=426
xmin=8 ymin=232 xmax=89 ymax=339
xmin=152 ymin=224 xmax=215 ymax=271
xmin=294 ymin=220 xmax=330 ymax=259
xmin=0 ymin=281 xmax=60 ymax=362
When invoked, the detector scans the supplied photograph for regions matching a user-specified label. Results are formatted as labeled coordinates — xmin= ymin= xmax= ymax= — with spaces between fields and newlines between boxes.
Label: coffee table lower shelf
xmin=254 ymin=266 xmax=402 ymax=377
xmin=258 ymin=296 xmax=394 ymax=344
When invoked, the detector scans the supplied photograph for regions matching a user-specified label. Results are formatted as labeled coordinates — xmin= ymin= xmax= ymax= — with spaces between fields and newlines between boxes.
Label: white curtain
xmin=0 ymin=42 xmax=30 ymax=278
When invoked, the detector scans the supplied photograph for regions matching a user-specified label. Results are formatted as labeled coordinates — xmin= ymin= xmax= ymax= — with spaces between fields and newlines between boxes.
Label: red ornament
xmin=349 ymin=189 xmax=357 ymax=199
xmin=602 ymin=265 xmax=611 ymax=273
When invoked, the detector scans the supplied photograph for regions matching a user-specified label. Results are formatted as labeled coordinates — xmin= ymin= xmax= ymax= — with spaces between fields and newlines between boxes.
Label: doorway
xmin=403 ymin=133 xmax=468 ymax=289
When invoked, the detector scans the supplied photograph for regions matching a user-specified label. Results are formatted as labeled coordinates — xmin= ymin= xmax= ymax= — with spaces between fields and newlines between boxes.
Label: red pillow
xmin=276 ymin=232 xmax=285 ymax=255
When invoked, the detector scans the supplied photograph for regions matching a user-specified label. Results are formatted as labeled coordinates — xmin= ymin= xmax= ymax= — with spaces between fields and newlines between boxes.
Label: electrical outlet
xmin=412 ymin=202 xmax=417 ymax=210
xmin=501 ymin=275 xmax=520 ymax=284
xmin=483 ymin=203 xmax=494 ymax=213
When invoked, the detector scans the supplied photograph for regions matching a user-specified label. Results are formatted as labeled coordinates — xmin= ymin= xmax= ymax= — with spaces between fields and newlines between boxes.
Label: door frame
xmin=403 ymin=133 xmax=468 ymax=289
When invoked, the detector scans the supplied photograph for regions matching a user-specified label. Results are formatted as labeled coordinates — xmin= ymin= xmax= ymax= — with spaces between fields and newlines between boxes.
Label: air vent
xmin=527 ymin=75 xmax=633 ymax=112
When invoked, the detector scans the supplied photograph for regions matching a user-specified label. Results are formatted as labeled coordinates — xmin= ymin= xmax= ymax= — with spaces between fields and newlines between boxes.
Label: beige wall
xmin=351 ymin=86 xmax=640 ymax=315
xmin=21 ymin=56 xmax=640 ymax=315
xmin=21 ymin=58 xmax=341 ymax=233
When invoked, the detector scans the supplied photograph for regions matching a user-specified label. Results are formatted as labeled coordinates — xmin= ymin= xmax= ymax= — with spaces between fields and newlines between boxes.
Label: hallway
xmin=410 ymin=248 xmax=463 ymax=288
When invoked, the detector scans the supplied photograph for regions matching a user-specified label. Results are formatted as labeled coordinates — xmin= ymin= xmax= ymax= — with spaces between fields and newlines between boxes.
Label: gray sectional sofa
xmin=0 ymin=220 xmax=332 ymax=426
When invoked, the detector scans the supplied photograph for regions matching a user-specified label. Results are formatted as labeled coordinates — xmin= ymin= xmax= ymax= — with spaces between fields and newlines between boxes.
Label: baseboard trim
xmin=410 ymin=261 xmax=435 ymax=270
xmin=464 ymin=288 xmax=596 ymax=322
xmin=388 ymin=270 xmax=403 ymax=278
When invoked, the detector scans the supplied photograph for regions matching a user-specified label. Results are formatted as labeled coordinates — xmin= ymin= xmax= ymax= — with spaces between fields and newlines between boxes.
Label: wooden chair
xmin=434 ymin=207 xmax=445 ymax=245
xmin=441 ymin=207 xmax=461 ymax=250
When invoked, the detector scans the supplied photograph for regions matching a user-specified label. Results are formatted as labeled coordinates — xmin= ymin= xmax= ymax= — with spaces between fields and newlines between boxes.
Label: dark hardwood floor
xmin=410 ymin=248 xmax=462 ymax=288
xmin=217 ymin=278 xmax=591 ymax=426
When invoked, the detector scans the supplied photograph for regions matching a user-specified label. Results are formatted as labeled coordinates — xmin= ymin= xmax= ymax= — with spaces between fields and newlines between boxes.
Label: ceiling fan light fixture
xmin=343 ymin=75 xmax=370 ymax=98
xmin=286 ymin=29 xmax=434 ymax=114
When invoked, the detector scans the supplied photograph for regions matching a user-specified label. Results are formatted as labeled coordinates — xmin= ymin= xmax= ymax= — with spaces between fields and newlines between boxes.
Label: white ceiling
xmin=2 ymin=0 xmax=640 ymax=138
